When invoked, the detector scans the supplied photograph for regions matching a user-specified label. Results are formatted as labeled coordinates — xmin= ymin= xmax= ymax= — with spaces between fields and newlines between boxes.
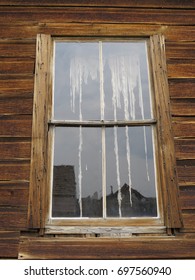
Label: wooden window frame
xmin=28 ymin=28 xmax=182 ymax=234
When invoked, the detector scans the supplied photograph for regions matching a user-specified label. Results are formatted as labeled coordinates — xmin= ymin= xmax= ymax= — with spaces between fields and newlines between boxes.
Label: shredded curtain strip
xmin=69 ymin=41 xmax=150 ymax=217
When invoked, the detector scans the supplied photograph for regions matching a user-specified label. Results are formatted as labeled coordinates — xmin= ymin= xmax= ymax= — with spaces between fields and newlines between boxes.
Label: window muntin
xmin=51 ymin=39 xmax=159 ymax=220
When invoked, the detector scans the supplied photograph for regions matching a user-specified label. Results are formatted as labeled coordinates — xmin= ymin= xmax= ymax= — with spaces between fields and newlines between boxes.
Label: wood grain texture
xmin=0 ymin=78 xmax=34 ymax=94
xmin=182 ymin=212 xmax=195 ymax=228
xmin=0 ymin=209 xmax=28 ymax=229
xmin=0 ymin=116 xmax=32 ymax=137
xmin=169 ymin=79 xmax=195 ymax=99
xmin=168 ymin=61 xmax=195 ymax=79
xmin=177 ymin=160 xmax=195 ymax=185
xmin=0 ymin=58 xmax=34 ymax=75
xmin=0 ymin=231 xmax=20 ymax=258
xmin=19 ymin=236 xmax=195 ymax=259
xmin=175 ymin=139 xmax=195 ymax=160
xmin=0 ymin=22 xmax=195 ymax=41
xmin=0 ymin=141 xmax=31 ymax=160
xmin=0 ymin=40 xmax=36 ymax=58
xmin=171 ymin=99 xmax=195 ymax=117
xmin=28 ymin=34 xmax=52 ymax=228
xmin=0 ymin=98 xmax=33 ymax=115
xmin=0 ymin=162 xmax=30 ymax=181
xmin=166 ymin=42 xmax=195 ymax=60
xmin=0 ymin=182 xmax=29 ymax=207
xmin=150 ymin=35 xmax=182 ymax=228
xmin=180 ymin=187 xmax=195 ymax=210
xmin=0 ymin=0 xmax=194 ymax=8
xmin=0 ymin=7 xmax=194 ymax=25
xmin=173 ymin=119 xmax=195 ymax=138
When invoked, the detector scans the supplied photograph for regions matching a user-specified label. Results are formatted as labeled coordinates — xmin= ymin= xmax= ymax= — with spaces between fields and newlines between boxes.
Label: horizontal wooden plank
xmin=0 ymin=231 xmax=20 ymax=258
xmin=177 ymin=160 xmax=195 ymax=185
xmin=0 ymin=40 xmax=35 ymax=58
xmin=0 ymin=0 xmax=194 ymax=9
xmin=171 ymin=99 xmax=195 ymax=117
xmin=166 ymin=42 xmax=195 ymax=60
xmin=19 ymin=236 xmax=195 ymax=259
xmin=0 ymin=183 xmax=28 ymax=207
xmin=169 ymin=79 xmax=195 ymax=99
xmin=0 ymin=78 xmax=34 ymax=94
xmin=0 ymin=116 xmax=32 ymax=137
xmin=0 ymin=22 xmax=195 ymax=42
xmin=182 ymin=211 xmax=195 ymax=228
xmin=0 ymin=208 xmax=28 ymax=229
xmin=175 ymin=139 xmax=195 ymax=160
xmin=180 ymin=187 xmax=195 ymax=210
xmin=0 ymin=7 xmax=194 ymax=25
xmin=0 ymin=141 xmax=31 ymax=160
xmin=165 ymin=26 xmax=195 ymax=42
xmin=0 ymin=162 xmax=30 ymax=181
xmin=167 ymin=61 xmax=195 ymax=78
xmin=0 ymin=58 xmax=34 ymax=74
xmin=0 ymin=97 xmax=33 ymax=115
xmin=172 ymin=119 xmax=195 ymax=138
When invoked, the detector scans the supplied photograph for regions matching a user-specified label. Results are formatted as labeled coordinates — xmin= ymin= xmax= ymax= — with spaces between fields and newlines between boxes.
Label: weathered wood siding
xmin=0 ymin=0 xmax=194 ymax=258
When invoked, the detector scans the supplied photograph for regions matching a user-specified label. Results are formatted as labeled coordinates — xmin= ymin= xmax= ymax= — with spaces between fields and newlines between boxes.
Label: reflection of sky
xmin=54 ymin=41 xmax=152 ymax=121
xmin=53 ymin=40 xmax=157 ymax=203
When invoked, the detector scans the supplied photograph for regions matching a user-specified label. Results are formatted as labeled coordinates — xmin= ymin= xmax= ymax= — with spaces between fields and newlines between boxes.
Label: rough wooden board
xmin=0 ymin=7 xmax=194 ymax=25
xmin=0 ymin=231 xmax=20 ymax=258
xmin=169 ymin=79 xmax=195 ymax=99
xmin=0 ymin=23 xmax=194 ymax=41
xmin=177 ymin=160 xmax=195 ymax=184
xmin=0 ymin=210 xmax=28 ymax=229
xmin=180 ymin=188 xmax=195 ymax=210
xmin=166 ymin=42 xmax=195 ymax=60
xmin=0 ymin=97 xmax=33 ymax=115
xmin=167 ymin=62 xmax=195 ymax=78
xmin=19 ymin=236 xmax=195 ymax=259
xmin=0 ymin=0 xmax=194 ymax=8
xmin=171 ymin=99 xmax=195 ymax=117
xmin=0 ymin=162 xmax=30 ymax=181
xmin=0 ymin=182 xmax=29 ymax=207
xmin=175 ymin=139 xmax=195 ymax=160
xmin=0 ymin=141 xmax=31 ymax=160
xmin=173 ymin=119 xmax=195 ymax=138
xmin=0 ymin=116 xmax=32 ymax=137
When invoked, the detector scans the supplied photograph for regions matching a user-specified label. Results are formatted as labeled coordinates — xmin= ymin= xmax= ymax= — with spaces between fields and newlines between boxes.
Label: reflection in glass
xmin=52 ymin=127 xmax=102 ymax=217
xmin=52 ymin=40 xmax=158 ymax=220
xmin=106 ymin=126 xmax=157 ymax=217
xmin=54 ymin=42 xmax=101 ymax=120
xmin=54 ymin=41 xmax=152 ymax=121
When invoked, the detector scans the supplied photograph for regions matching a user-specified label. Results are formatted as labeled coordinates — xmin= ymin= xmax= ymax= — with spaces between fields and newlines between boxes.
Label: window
xmin=51 ymin=40 xmax=158 ymax=220
xmin=28 ymin=32 xmax=182 ymax=233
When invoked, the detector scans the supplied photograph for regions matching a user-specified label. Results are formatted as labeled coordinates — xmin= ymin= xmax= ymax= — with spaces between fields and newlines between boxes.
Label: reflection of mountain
xmin=52 ymin=165 xmax=157 ymax=218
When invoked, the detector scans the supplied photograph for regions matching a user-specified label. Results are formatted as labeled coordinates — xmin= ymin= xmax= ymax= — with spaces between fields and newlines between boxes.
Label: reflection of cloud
xmin=54 ymin=41 xmax=152 ymax=121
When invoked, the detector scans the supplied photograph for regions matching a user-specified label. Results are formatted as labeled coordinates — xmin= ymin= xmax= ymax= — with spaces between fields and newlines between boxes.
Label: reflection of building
xmin=82 ymin=183 xmax=157 ymax=218
xmin=52 ymin=165 xmax=77 ymax=217
xmin=106 ymin=184 xmax=157 ymax=217
xmin=52 ymin=165 xmax=157 ymax=218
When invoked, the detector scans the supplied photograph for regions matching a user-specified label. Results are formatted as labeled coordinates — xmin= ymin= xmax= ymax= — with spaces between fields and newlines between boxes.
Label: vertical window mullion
xmin=99 ymin=41 xmax=106 ymax=218
xmin=102 ymin=126 xmax=106 ymax=218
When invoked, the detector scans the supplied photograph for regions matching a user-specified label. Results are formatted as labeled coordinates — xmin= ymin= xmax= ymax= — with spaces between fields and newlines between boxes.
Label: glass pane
xmin=52 ymin=127 xmax=102 ymax=218
xmin=103 ymin=41 xmax=152 ymax=121
xmin=106 ymin=126 xmax=157 ymax=218
xmin=54 ymin=40 xmax=152 ymax=122
xmin=54 ymin=42 xmax=101 ymax=120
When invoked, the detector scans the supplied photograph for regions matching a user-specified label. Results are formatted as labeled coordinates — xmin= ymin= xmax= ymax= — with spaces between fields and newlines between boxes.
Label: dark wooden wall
xmin=0 ymin=0 xmax=194 ymax=259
